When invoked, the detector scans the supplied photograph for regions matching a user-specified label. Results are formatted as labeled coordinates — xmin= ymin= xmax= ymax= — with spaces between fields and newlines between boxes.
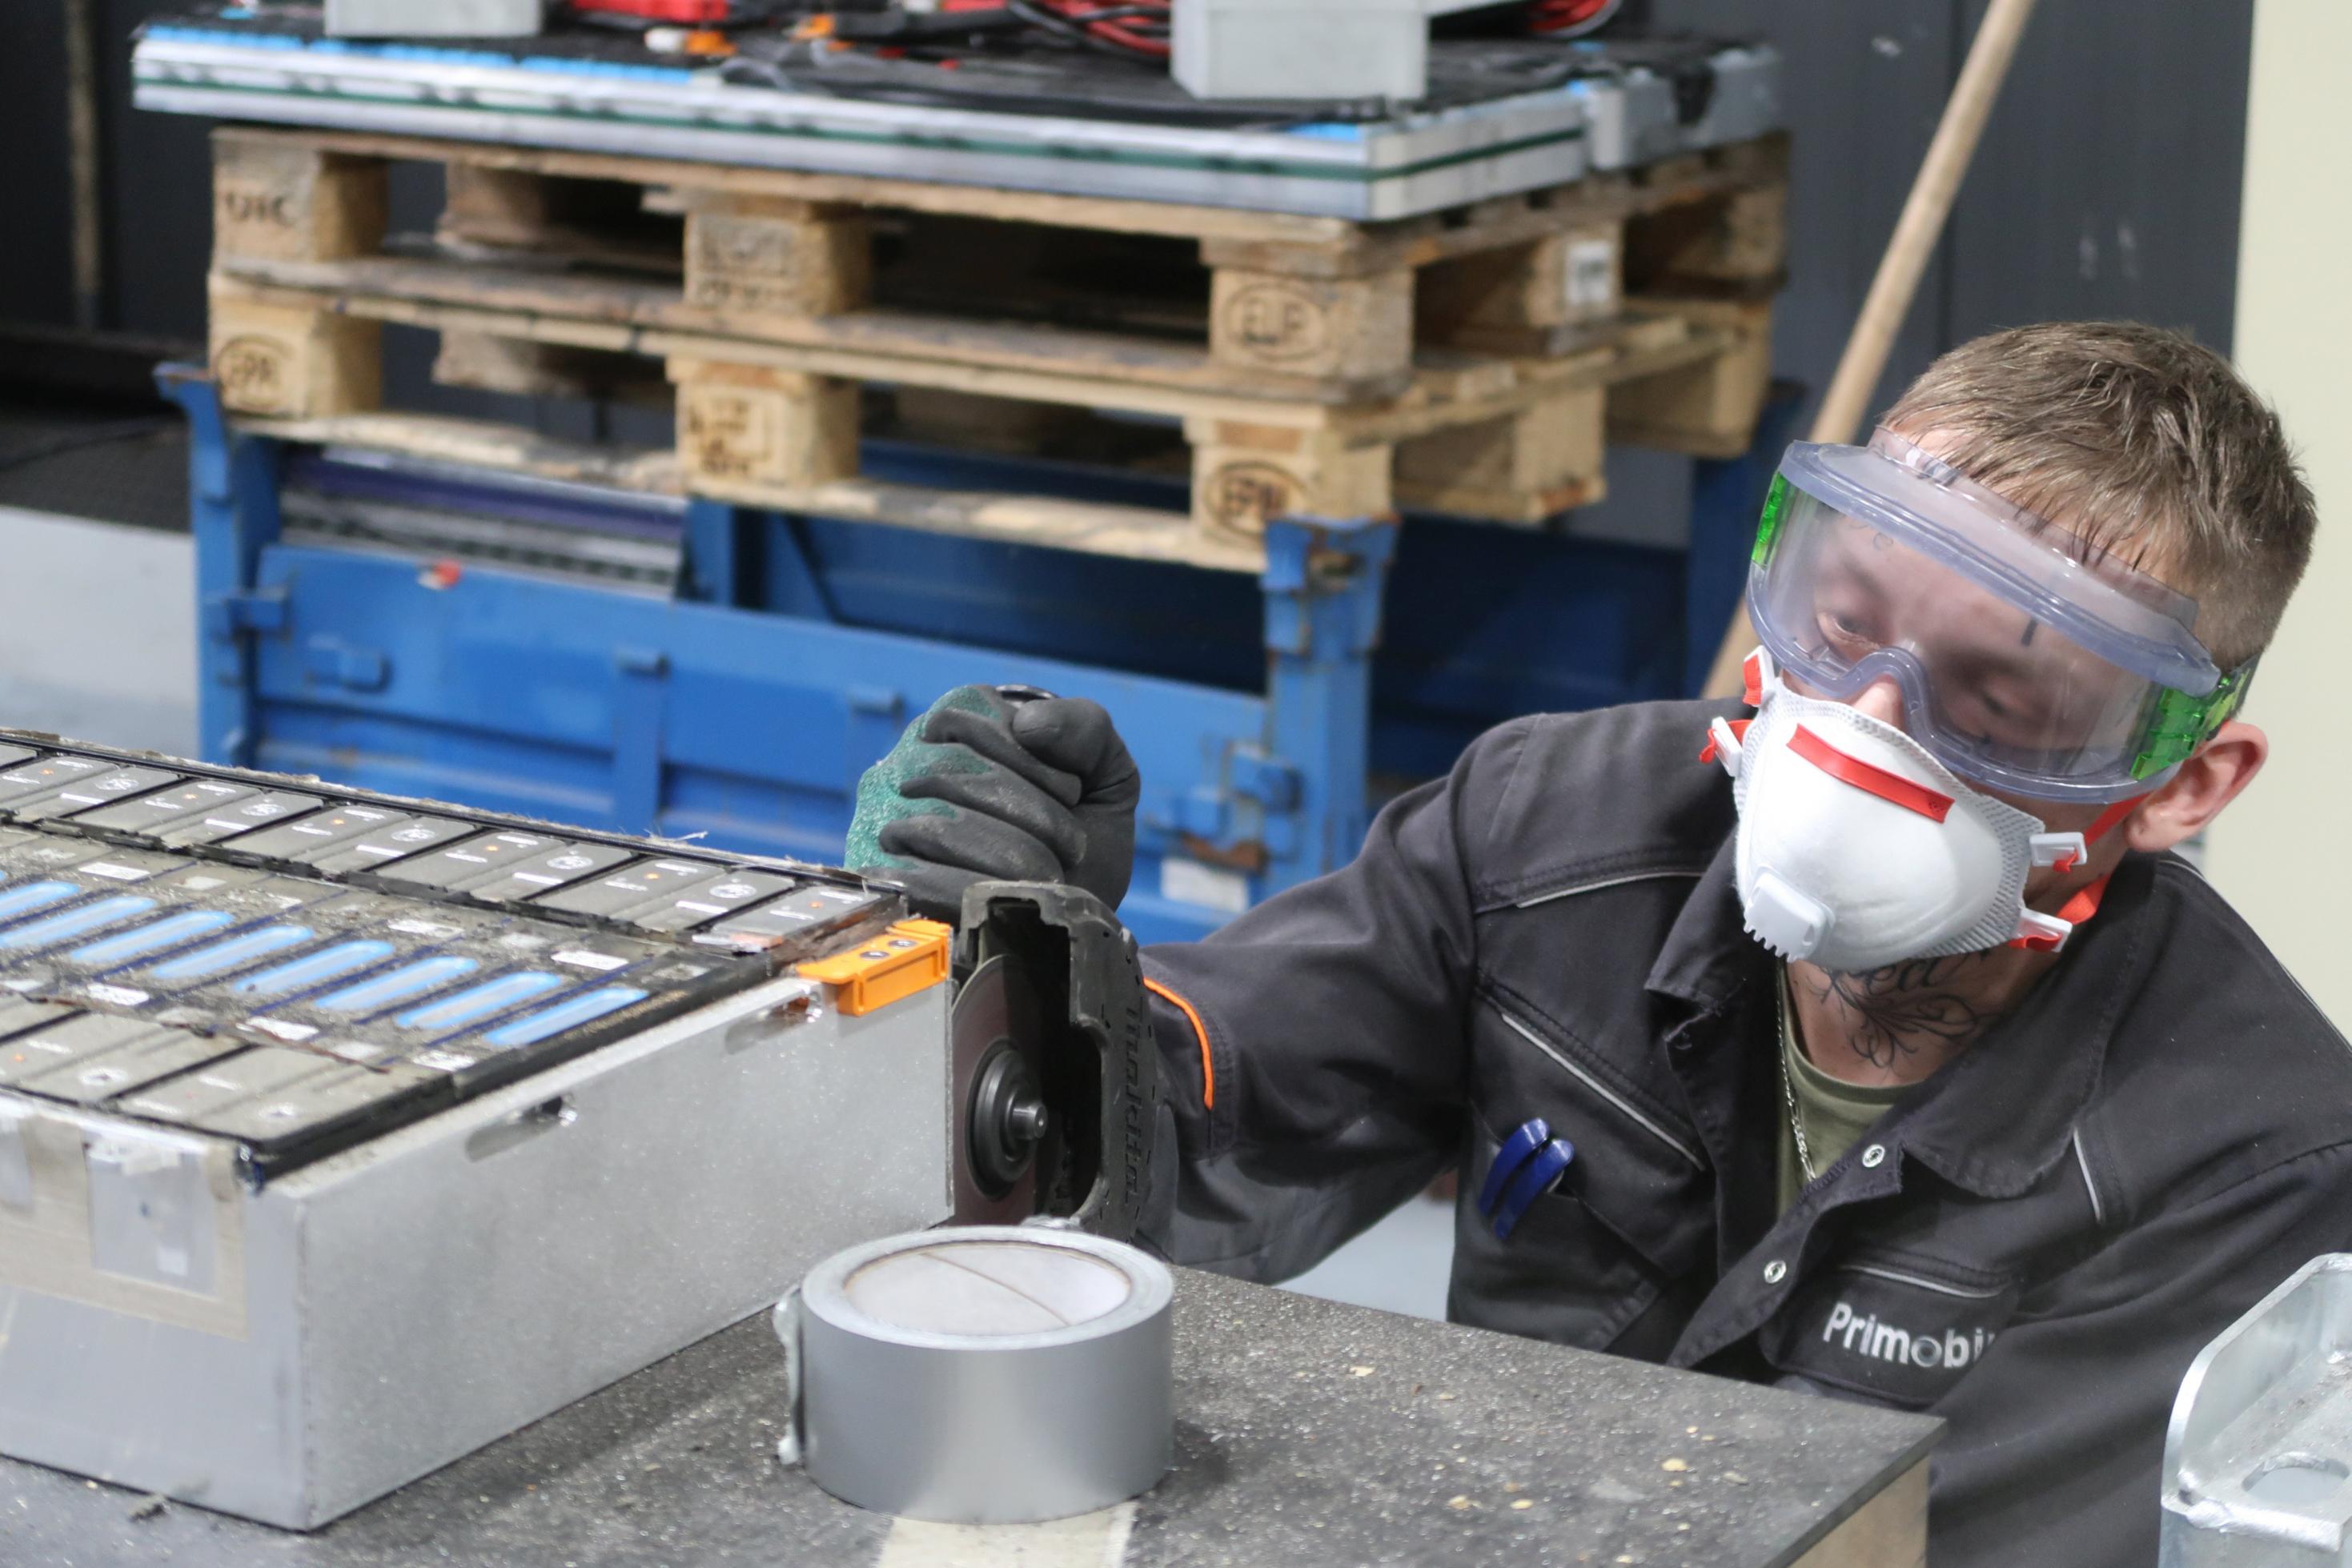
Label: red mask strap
xmin=1698 ymin=717 xmax=1752 ymax=766
xmin=2008 ymin=872 xmax=2114 ymax=952
xmin=1787 ymin=724 xmax=1957 ymax=823
xmin=1742 ymin=652 xmax=1764 ymax=710
xmin=2053 ymin=872 xmax=2113 ymax=928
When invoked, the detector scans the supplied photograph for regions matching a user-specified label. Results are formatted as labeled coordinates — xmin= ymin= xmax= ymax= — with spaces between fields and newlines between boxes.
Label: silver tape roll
xmin=773 ymin=1225 xmax=1174 ymax=1524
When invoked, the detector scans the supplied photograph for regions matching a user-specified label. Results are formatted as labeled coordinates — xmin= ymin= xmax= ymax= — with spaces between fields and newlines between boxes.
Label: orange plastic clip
xmin=796 ymin=919 xmax=951 ymax=1016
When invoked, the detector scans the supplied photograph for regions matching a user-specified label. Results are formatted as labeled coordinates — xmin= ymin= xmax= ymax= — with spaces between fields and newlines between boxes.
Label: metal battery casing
xmin=0 ymin=974 xmax=949 ymax=1529
xmin=1568 ymin=70 xmax=1679 ymax=171
xmin=2162 ymin=1254 xmax=2352 ymax=1566
xmin=132 ymin=28 xmax=1588 ymax=220
xmin=1570 ymin=42 xmax=1784 ymax=170
xmin=1675 ymin=44 xmax=1782 ymax=154
xmin=778 ymin=1227 xmax=1173 ymax=1524
xmin=325 ymin=0 xmax=544 ymax=38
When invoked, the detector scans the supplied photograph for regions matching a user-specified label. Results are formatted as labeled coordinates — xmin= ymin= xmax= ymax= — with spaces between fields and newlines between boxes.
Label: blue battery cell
xmin=315 ymin=955 xmax=481 ymax=1015
xmin=67 ymin=908 xmax=239 ymax=966
xmin=0 ymin=895 xmax=159 ymax=951
xmin=230 ymin=940 xmax=397 ymax=998
xmin=147 ymin=924 xmax=316 ymax=982
xmin=395 ymin=971 xmax=565 ymax=1033
xmin=0 ymin=880 xmax=81 ymax=922
xmin=482 ymin=986 xmax=649 ymax=1049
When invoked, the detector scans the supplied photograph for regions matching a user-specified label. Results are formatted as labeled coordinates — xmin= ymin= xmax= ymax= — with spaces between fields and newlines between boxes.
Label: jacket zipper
xmin=1513 ymin=867 xmax=1704 ymax=909
xmin=1491 ymin=1002 xmax=1706 ymax=1170
xmin=1845 ymin=1262 xmax=2009 ymax=1301
xmin=2071 ymin=1127 xmax=2108 ymax=1228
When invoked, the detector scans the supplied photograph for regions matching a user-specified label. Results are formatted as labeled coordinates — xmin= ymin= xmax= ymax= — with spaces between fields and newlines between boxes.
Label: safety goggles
xmin=1745 ymin=430 xmax=2252 ymax=804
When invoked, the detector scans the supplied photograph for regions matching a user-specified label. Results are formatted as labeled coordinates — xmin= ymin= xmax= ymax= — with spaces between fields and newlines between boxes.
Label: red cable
xmin=931 ymin=0 xmax=1174 ymax=62
xmin=1528 ymin=0 xmax=1616 ymax=35
xmin=1038 ymin=0 xmax=1170 ymax=58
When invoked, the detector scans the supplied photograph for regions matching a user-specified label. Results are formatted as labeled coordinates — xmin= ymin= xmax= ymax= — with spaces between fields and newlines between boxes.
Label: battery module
xmin=0 ymin=732 xmax=895 ymax=1178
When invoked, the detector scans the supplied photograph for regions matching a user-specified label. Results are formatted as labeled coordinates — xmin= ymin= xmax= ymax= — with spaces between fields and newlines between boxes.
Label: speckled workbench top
xmin=1 ymin=1266 xmax=1938 ymax=1567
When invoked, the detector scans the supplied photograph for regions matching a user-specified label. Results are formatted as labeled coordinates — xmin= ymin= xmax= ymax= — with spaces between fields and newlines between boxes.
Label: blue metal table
xmin=165 ymin=371 xmax=1797 ymax=943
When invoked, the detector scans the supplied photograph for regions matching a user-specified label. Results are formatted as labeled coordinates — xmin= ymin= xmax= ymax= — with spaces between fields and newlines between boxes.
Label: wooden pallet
xmin=207 ymin=125 xmax=1784 ymax=539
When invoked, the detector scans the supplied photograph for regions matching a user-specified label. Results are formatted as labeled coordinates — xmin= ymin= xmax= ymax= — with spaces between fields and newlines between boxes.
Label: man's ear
xmin=2123 ymin=720 xmax=2269 ymax=854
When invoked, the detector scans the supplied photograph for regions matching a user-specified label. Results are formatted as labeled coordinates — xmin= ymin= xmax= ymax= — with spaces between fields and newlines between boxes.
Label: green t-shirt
xmin=1775 ymin=967 xmax=1906 ymax=1212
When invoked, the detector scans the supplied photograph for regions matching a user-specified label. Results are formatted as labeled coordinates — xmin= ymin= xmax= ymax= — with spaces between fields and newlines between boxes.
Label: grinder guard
xmin=952 ymin=883 xmax=1157 ymax=1240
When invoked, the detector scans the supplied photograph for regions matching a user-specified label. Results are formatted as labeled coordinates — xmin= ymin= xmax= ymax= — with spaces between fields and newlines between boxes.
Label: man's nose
xmin=1849 ymin=677 xmax=1906 ymax=728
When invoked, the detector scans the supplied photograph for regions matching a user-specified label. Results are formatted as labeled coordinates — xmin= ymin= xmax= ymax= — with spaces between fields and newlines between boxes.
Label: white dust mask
xmin=1706 ymin=653 xmax=2086 ymax=972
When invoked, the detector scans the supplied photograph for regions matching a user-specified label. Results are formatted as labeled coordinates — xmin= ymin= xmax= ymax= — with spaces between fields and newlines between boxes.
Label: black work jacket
xmin=1138 ymin=697 xmax=2352 ymax=1567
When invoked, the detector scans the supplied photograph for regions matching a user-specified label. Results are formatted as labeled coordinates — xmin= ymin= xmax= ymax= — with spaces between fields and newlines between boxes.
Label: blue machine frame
xmin=164 ymin=369 xmax=1798 ymax=945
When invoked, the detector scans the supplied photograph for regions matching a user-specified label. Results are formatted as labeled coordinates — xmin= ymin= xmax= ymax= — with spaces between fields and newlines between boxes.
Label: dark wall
xmin=100 ymin=0 xmax=223 ymax=337
xmin=1 ymin=2 xmax=219 ymax=339
xmin=0 ymin=1 xmax=2254 ymax=436
xmin=1662 ymin=0 xmax=2252 ymax=423
xmin=0 ymin=5 xmax=79 ymax=330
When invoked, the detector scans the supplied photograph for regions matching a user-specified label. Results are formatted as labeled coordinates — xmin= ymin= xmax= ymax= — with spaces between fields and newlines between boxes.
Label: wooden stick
xmin=1700 ymin=0 xmax=2041 ymax=698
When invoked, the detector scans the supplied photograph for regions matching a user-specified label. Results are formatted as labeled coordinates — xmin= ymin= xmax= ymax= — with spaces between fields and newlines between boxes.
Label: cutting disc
xmin=950 ymin=954 xmax=1042 ymax=1224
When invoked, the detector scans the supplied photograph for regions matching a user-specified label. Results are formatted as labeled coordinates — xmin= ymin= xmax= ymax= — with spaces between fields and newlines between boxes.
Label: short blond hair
xmin=1882 ymin=321 xmax=2315 ymax=672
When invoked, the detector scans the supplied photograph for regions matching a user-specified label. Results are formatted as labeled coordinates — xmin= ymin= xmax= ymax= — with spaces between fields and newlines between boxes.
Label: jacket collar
xmin=1892 ymin=854 xmax=2153 ymax=1197
xmin=1644 ymin=832 xmax=1766 ymax=1013
xmin=1644 ymin=833 xmax=2155 ymax=1199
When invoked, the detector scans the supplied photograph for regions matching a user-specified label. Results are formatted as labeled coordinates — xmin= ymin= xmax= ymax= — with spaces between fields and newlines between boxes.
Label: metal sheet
xmin=532 ymin=856 xmax=728 ymax=920
xmin=158 ymin=789 xmax=325 ymax=847
xmin=694 ymin=884 xmax=888 ymax=955
xmin=223 ymin=801 xmax=411 ymax=862
xmin=459 ymin=840 xmax=636 ymax=905
xmin=67 ymin=776 xmax=258 ymax=837
xmin=18 ymin=1025 xmax=241 ymax=1105
xmin=621 ymin=870 xmax=802 ymax=934
xmin=130 ymin=30 xmax=1588 ymax=219
xmin=298 ymin=814 xmax=476 ymax=874
xmin=295 ymin=973 xmax=951 ymax=1526
xmin=2163 ymin=1254 xmax=2352 ymax=1565
xmin=0 ymin=754 xmax=112 ymax=808
xmin=369 ymin=829 xmax=572 ymax=894
xmin=0 ymin=962 xmax=951 ymax=1530
xmin=3 ymin=764 xmax=179 ymax=822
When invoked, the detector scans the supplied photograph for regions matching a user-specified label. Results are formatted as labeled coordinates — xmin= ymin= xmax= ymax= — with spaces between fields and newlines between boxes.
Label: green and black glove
xmin=845 ymin=685 xmax=1141 ymax=922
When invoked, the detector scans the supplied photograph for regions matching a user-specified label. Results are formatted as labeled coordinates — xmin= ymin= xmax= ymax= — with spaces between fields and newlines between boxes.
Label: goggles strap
xmin=2084 ymin=795 xmax=2145 ymax=845
xmin=2034 ymin=793 xmax=2149 ymax=876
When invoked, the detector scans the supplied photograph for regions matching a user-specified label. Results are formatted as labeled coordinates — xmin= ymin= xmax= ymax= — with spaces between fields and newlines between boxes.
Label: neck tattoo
xmin=1800 ymin=953 xmax=2014 ymax=1073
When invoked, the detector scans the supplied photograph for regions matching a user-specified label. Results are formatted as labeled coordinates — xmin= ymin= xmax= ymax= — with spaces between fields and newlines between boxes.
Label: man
xmin=845 ymin=322 xmax=2345 ymax=1565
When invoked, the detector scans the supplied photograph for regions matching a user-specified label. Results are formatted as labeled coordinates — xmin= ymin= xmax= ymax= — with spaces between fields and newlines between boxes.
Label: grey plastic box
xmin=1171 ymin=0 xmax=1497 ymax=103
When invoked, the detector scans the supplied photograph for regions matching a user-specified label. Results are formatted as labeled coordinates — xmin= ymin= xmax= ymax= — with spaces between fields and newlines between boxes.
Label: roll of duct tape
xmin=773 ymin=1225 xmax=1174 ymax=1524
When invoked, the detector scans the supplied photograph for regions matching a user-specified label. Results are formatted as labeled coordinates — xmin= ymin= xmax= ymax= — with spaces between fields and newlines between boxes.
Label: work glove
xmin=845 ymin=685 xmax=1141 ymax=923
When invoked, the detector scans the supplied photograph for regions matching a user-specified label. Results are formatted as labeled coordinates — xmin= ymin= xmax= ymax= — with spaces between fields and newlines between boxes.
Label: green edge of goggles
xmin=1746 ymin=475 xmax=2250 ymax=787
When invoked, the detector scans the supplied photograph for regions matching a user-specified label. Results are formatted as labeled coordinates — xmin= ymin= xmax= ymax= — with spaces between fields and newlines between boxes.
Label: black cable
xmin=1002 ymin=0 xmax=1150 ymax=61
xmin=0 ymin=416 xmax=175 ymax=477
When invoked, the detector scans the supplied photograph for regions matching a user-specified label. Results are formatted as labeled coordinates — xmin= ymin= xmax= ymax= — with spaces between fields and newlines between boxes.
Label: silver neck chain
xmin=1777 ymin=970 xmax=1817 ymax=1184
